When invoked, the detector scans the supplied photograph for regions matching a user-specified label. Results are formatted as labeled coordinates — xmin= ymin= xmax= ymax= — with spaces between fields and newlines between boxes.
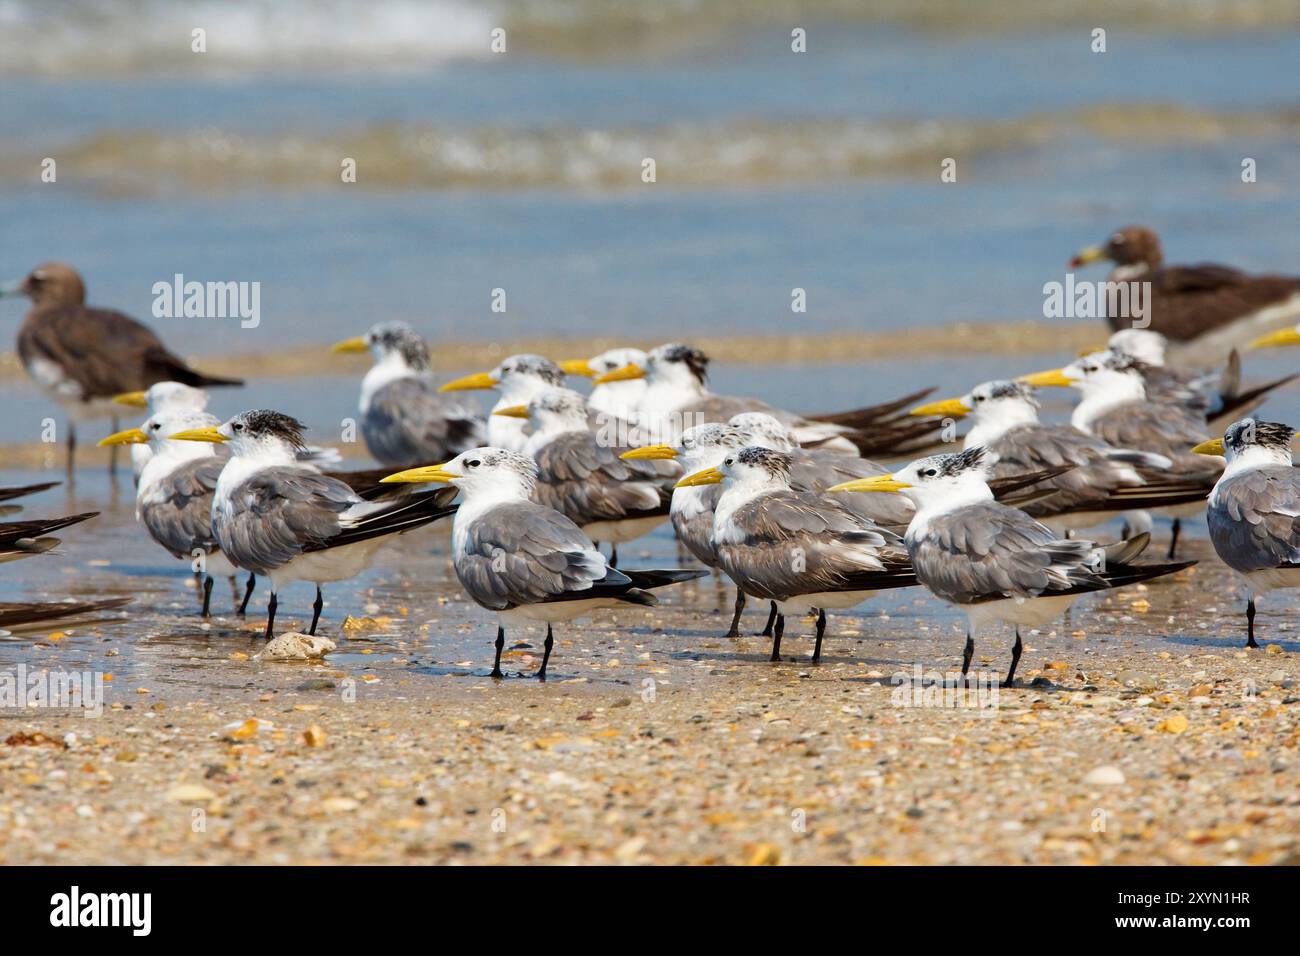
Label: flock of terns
xmin=2 ymin=224 xmax=1300 ymax=681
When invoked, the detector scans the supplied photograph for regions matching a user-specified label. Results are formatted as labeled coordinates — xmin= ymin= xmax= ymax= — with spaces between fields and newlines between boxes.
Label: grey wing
xmin=1141 ymin=366 xmax=1213 ymax=415
xmin=1208 ymin=467 xmax=1300 ymax=572
xmin=791 ymin=449 xmax=913 ymax=528
xmin=990 ymin=424 xmax=1134 ymax=514
xmin=670 ymin=485 xmax=722 ymax=567
xmin=455 ymin=501 xmax=612 ymax=610
xmin=1087 ymin=404 xmax=1221 ymax=479
xmin=363 ymin=376 xmax=483 ymax=467
xmin=216 ymin=468 xmax=360 ymax=574
xmin=718 ymin=491 xmax=905 ymax=601
xmin=910 ymin=501 xmax=1104 ymax=604
xmin=139 ymin=458 xmax=224 ymax=559
xmin=533 ymin=432 xmax=668 ymax=523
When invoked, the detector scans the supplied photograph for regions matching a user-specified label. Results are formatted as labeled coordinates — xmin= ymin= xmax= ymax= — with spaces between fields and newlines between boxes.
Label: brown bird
xmin=1070 ymin=226 xmax=1300 ymax=368
xmin=0 ymin=262 xmax=243 ymax=477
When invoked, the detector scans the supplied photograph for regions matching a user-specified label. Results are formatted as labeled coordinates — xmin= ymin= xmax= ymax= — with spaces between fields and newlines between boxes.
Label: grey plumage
xmin=532 ymin=430 xmax=673 ymax=525
xmin=1208 ymin=466 xmax=1300 ymax=572
xmin=908 ymin=501 xmax=1129 ymax=605
xmin=215 ymin=468 xmax=360 ymax=575
xmin=717 ymin=488 xmax=914 ymax=602
xmin=139 ymin=457 xmax=225 ymax=559
xmin=454 ymin=500 xmax=627 ymax=610
xmin=363 ymin=375 xmax=483 ymax=467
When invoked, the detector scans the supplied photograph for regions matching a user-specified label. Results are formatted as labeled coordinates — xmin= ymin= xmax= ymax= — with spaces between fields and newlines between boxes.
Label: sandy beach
xmin=2 ymin=532 xmax=1297 ymax=866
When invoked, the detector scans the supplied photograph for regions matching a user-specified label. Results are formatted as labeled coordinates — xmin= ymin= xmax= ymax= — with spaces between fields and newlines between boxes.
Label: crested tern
xmin=170 ymin=410 xmax=458 ymax=639
xmin=495 ymin=386 xmax=675 ymax=564
xmin=331 ymin=322 xmax=484 ymax=467
xmin=676 ymin=446 xmax=917 ymax=663
xmin=438 ymin=354 xmax=567 ymax=452
xmin=596 ymin=343 xmax=940 ymax=457
xmin=910 ymin=379 xmax=1210 ymax=533
xmin=560 ymin=348 xmax=649 ymax=421
xmin=832 ymin=447 xmax=1194 ymax=685
xmin=99 ymin=408 xmax=247 ymax=617
xmin=1021 ymin=350 xmax=1222 ymax=557
xmin=1194 ymin=418 xmax=1300 ymax=648
xmin=381 ymin=448 xmax=707 ymax=679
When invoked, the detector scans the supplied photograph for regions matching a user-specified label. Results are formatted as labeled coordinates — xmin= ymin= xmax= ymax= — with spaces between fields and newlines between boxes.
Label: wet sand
xmin=2 ymin=519 xmax=1297 ymax=865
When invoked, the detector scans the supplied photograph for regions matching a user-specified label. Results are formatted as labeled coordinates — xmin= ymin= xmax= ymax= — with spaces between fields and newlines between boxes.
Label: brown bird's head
xmin=0 ymin=262 xmax=87 ymax=309
xmin=1070 ymin=226 xmax=1163 ymax=271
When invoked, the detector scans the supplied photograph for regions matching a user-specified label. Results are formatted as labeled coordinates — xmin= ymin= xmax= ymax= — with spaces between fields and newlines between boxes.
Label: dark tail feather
xmin=303 ymin=488 xmax=458 ymax=552
xmin=0 ymin=597 xmax=131 ymax=630
xmin=1100 ymin=559 xmax=1196 ymax=590
xmin=1103 ymin=532 xmax=1150 ymax=566
xmin=1217 ymin=372 xmax=1299 ymax=419
xmin=615 ymin=588 xmax=658 ymax=607
xmin=621 ymin=568 xmax=711 ymax=590
xmin=0 ymin=481 xmax=60 ymax=503
xmin=839 ymin=416 xmax=947 ymax=459
xmin=807 ymin=387 xmax=936 ymax=429
xmin=0 ymin=512 xmax=99 ymax=546
xmin=178 ymin=368 xmax=244 ymax=388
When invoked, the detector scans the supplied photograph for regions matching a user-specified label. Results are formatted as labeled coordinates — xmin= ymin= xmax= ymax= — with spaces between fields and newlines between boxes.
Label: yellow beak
xmin=380 ymin=463 xmax=462 ymax=484
xmin=1248 ymin=327 xmax=1300 ymax=350
xmin=168 ymin=426 xmax=227 ymax=443
xmin=828 ymin=474 xmax=912 ymax=493
xmin=492 ymin=404 xmax=529 ymax=419
xmin=97 ymin=427 xmax=148 ymax=447
xmin=1070 ymin=245 xmax=1106 ymax=268
xmin=1191 ymin=438 xmax=1225 ymax=456
xmin=675 ymin=466 xmax=724 ymax=488
xmin=620 ymin=443 xmax=678 ymax=461
xmin=593 ymin=363 xmax=645 ymax=385
xmin=331 ymin=335 xmax=370 ymax=354
xmin=1018 ymin=368 xmax=1075 ymax=388
xmin=111 ymin=390 xmax=149 ymax=409
xmin=559 ymin=358 xmax=596 ymax=377
xmin=439 ymin=371 xmax=499 ymax=392
xmin=910 ymin=397 xmax=970 ymax=419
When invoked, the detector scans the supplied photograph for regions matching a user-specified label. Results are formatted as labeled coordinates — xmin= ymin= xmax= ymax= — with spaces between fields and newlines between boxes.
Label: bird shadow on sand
xmin=1161 ymin=633 xmax=1300 ymax=653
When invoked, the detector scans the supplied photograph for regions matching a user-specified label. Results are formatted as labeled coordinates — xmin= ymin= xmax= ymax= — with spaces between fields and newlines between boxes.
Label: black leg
xmin=537 ymin=624 xmax=554 ymax=680
xmin=490 ymin=625 xmax=506 ymax=679
xmin=609 ymin=543 xmax=619 ymax=568
xmin=811 ymin=608 xmax=826 ymax=663
xmin=309 ymin=586 xmax=323 ymax=636
xmin=1246 ymin=598 xmax=1258 ymax=649
xmin=1119 ymin=520 xmax=1130 ymax=539
xmin=108 ymin=413 xmax=119 ymax=480
xmin=1166 ymin=518 xmax=1181 ymax=560
xmin=238 ymin=573 xmax=256 ymax=615
xmin=961 ymin=633 xmax=974 ymax=685
xmin=201 ymin=574 xmax=214 ymax=618
xmin=1003 ymin=627 xmax=1022 ymax=688
xmin=759 ymin=601 xmax=777 ymax=637
xmin=264 ymin=591 xmax=278 ymax=641
xmin=769 ymin=613 xmax=785 ymax=662
xmin=725 ymin=587 xmax=745 ymax=638
xmin=65 ymin=420 xmax=76 ymax=482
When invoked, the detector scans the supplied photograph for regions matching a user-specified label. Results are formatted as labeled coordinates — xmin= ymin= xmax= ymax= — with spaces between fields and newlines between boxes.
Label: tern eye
xmin=923 ymin=468 xmax=938 ymax=478
xmin=466 ymin=459 xmax=481 ymax=468
xmin=232 ymin=423 xmax=244 ymax=432
xmin=151 ymin=422 xmax=161 ymax=430
xmin=973 ymin=395 xmax=984 ymax=403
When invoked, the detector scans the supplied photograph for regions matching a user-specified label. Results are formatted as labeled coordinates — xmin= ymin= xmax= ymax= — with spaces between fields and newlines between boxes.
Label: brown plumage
xmin=11 ymin=262 xmax=243 ymax=402
xmin=1075 ymin=226 xmax=1300 ymax=345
